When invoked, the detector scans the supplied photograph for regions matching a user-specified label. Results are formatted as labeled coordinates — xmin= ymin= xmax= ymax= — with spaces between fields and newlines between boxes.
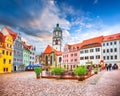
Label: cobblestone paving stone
xmin=0 ymin=70 xmax=120 ymax=96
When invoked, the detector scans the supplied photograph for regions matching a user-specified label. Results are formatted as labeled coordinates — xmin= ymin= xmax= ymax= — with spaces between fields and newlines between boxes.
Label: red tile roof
xmin=103 ymin=33 xmax=120 ymax=42
xmin=0 ymin=32 xmax=6 ymax=42
xmin=43 ymin=45 xmax=62 ymax=56
xmin=4 ymin=26 xmax=18 ymax=41
xmin=22 ymin=42 xmax=31 ymax=51
xmin=82 ymin=36 xmax=103 ymax=45
xmin=67 ymin=36 xmax=103 ymax=50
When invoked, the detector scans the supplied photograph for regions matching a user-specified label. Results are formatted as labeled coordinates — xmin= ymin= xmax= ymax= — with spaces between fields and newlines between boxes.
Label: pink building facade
xmin=62 ymin=44 xmax=80 ymax=70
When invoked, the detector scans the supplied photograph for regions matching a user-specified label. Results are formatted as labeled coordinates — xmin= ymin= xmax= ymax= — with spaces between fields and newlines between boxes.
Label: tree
xmin=51 ymin=67 xmax=64 ymax=79
xmin=74 ymin=66 xmax=87 ymax=81
xmin=34 ymin=68 xmax=42 ymax=79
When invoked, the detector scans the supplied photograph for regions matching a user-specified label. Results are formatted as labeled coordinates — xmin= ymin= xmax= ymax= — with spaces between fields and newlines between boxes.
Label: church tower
xmin=52 ymin=24 xmax=62 ymax=52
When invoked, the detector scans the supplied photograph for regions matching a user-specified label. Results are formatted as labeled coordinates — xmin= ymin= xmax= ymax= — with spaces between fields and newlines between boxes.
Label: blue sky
xmin=0 ymin=0 xmax=120 ymax=54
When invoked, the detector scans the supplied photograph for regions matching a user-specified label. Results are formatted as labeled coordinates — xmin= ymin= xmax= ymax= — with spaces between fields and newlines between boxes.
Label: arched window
xmin=55 ymin=39 xmax=58 ymax=45
xmin=59 ymin=57 xmax=62 ymax=63
xmin=46 ymin=56 xmax=48 ymax=66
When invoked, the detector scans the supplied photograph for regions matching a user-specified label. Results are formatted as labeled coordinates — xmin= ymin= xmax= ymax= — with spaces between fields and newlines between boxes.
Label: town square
xmin=0 ymin=0 xmax=120 ymax=96
xmin=0 ymin=70 xmax=120 ymax=96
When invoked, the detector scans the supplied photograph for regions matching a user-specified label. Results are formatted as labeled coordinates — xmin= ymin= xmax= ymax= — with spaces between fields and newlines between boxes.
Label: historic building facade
xmin=2 ymin=27 xmax=24 ymax=72
xmin=23 ymin=42 xmax=31 ymax=68
xmin=62 ymin=33 xmax=120 ymax=69
xmin=79 ymin=36 xmax=103 ymax=65
xmin=13 ymin=35 xmax=23 ymax=71
xmin=102 ymin=33 xmax=120 ymax=67
xmin=39 ymin=45 xmax=62 ymax=70
xmin=29 ymin=46 xmax=36 ymax=65
xmin=62 ymin=44 xmax=80 ymax=70
xmin=0 ymin=30 xmax=13 ymax=73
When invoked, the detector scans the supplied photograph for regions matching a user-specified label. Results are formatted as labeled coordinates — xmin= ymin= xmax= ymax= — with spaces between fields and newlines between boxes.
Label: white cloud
xmin=28 ymin=0 xmax=70 ymax=35
xmin=21 ymin=0 xmax=71 ymax=54
xmin=66 ymin=24 xmax=120 ymax=44
xmin=93 ymin=0 xmax=98 ymax=4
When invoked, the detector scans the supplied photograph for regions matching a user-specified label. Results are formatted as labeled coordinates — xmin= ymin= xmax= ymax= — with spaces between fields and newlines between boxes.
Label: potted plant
xmin=51 ymin=67 xmax=64 ymax=79
xmin=74 ymin=66 xmax=87 ymax=81
xmin=34 ymin=68 xmax=42 ymax=79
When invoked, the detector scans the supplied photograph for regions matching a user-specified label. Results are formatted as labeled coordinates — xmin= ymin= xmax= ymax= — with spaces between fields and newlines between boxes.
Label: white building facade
xmin=80 ymin=47 xmax=102 ymax=65
xmin=102 ymin=33 xmax=120 ymax=67
xmin=79 ymin=36 xmax=103 ymax=65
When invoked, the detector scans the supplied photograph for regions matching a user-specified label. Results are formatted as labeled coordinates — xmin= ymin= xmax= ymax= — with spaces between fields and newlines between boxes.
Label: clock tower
xmin=52 ymin=24 xmax=62 ymax=52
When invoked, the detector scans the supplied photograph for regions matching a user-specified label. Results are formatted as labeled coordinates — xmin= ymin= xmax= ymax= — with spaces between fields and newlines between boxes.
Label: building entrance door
xmin=14 ymin=66 xmax=16 ymax=71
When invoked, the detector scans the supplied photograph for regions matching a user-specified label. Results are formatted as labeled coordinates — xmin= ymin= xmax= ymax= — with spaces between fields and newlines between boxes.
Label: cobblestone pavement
xmin=0 ymin=70 xmax=120 ymax=96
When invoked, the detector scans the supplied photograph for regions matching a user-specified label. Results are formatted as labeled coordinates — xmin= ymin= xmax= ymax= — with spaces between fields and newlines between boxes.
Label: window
xmin=114 ymin=48 xmax=117 ymax=52
xmin=2 ymin=50 xmax=5 ymax=54
xmin=3 ymin=59 xmax=6 ymax=64
xmin=85 ymin=56 xmax=88 ymax=59
xmin=115 ymin=55 xmax=117 ymax=59
xmin=6 ymin=68 xmax=8 ymax=72
xmin=114 ymin=41 xmax=116 ymax=45
xmin=90 ymin=56 xmax=94 ymax=59
xmin=110 ymin=49 xmax=113 ymax=52
xmin=103 ymin=56 xmax=106 ymax=60
xmin=74 ymin=53 xmax=77 ymax=56
xmin=74 ymin=59 xmax=77 ymax=62
xmin=111 ymin=56 xmax=113 ymax=60
xmin=73 ymin=65 xmax=75 ymax=68
xmin=85 ymin=50 xmax=88 ymax=53
xmin=9 ymin=60 xmax=11 ymax=64
xmin=3 ymin=68 xmax=6 ymax=72
xmin=71 ymin=59 xmax=73 ymax=62
xmin=110 ymin=42 xmax=112 ymax=45
xmin=107 ymin=49 xmax=109 ymax=53
xmin=80 ymin=51 xmax=83 ymax=54
xmin=80 ymin=57 xmax=84 ymax=60
xmin=59 ymin=57 xmax=62 ymax=62
xmin=107 ymin=56 xmax=109 ymax=60
xmin=6 ymin=51 xmax=8 ymax=55
xmin=96 ymin=55 xmax=100 ymax=59
xmin=90 ymin=49 xmax=94 ymax=52
xmin=103 ymin=49 xmax=105 ymax=53
xmin=71 ymin=54 xmax=73 ymax=56
xmin=96 ymin=48 xmax=100 ymax=52
xmin=107 ymin=43 xmax=109 ymax=46
xmin=10 ymin=52 xmax=12 ymax=56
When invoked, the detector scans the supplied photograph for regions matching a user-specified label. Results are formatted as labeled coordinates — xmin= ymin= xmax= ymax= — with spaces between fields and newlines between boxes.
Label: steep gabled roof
xmin=43 ymin=45 xmax=62 ymax=56
xmin=0 ymin=32 xmax=6 ymax=42
xmin=3 ymin=26 xmax=18 ymax=41
xmin=22 ymin=42 xmax=31 ymax=51
xmin=103 ymin=33 xmax=120 ymax=42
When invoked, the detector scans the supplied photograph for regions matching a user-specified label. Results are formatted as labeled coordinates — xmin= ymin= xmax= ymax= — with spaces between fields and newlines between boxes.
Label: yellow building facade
xmin=0 ymin=32 xmax=13 ymax=73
